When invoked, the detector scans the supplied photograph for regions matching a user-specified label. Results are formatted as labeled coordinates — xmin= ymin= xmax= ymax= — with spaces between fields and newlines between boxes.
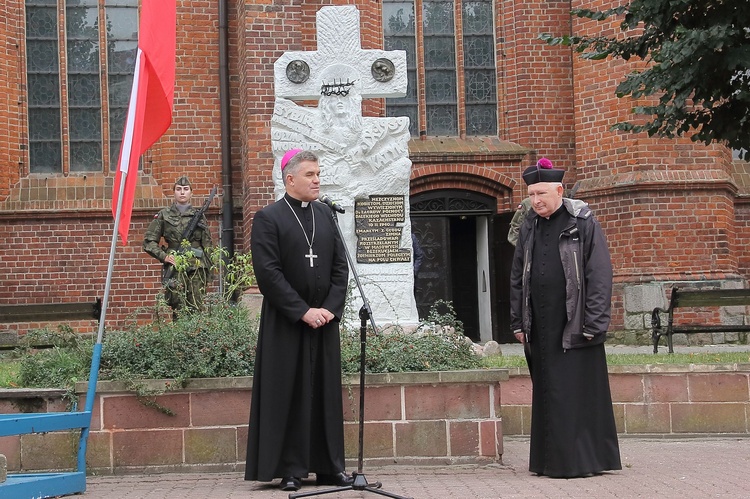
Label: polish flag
xmin=112 ymin=1 xmax=176 ymax=244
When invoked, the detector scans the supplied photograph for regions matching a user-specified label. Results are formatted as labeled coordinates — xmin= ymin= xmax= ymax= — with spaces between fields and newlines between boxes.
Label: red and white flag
xmin=112 ymin=0 xmax=176 ymax=244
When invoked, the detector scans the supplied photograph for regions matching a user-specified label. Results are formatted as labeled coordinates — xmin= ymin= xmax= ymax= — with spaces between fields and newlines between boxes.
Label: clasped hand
xmin=303 ymin=308 xmax=333 ymax=329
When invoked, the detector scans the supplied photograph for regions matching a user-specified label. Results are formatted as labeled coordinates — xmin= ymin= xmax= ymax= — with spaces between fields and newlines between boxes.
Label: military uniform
xmin=507 ymin=197 xmax=532 ymax=247
xmin=143 ymin=202 xmax=212 ymax=311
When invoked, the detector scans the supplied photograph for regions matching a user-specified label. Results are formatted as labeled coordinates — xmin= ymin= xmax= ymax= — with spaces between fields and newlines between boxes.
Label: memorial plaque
xmin=355 ymin=195 xmax=411 ymax=264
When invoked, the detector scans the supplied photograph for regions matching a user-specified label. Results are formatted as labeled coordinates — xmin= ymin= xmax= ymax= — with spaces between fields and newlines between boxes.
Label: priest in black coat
xmin=509 ymin=161 xmax=621 ymax=478
xmin=244 ymin=149 xmax=352 ymax=492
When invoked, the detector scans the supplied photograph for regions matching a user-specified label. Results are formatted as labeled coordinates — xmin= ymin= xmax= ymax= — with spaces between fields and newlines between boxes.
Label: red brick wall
xmin=736 ymin=201 xmax=750 ymax=277
xmin=569 ymin=1 xmax=739 ymax=279
xmin=3 ymin=367 xmax=748 ymax=473
xmin=0 ymin=1 xmax=241 ymax=333
xmin=0 ymin=5 xmax=25 ymax=200
xmin=502 ymin=367 xmax=750 ymax=435
xmin=499 ymin=1 xmax=576 ymax=167
xmin=0 ymin=372 xmax=506 ymax=473
xmin=1 ymin=1 xmax=748 ymax=336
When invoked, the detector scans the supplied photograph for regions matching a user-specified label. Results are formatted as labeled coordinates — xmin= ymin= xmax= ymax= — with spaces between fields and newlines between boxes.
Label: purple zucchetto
xmin=522 ymin=157 xmax=564 ymax=185
xmin=281 ymin=148 xmax=302 ymax=171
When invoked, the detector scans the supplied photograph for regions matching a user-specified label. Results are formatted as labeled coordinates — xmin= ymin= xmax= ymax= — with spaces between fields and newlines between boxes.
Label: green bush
xmin=340 ymin=327 xmax=481 ymax=374
xmin=101 ymin=295 xmax=258 ymax=383
xmin=340 ymin=300 xmax=480 ymax=374
xmin=9 ymin=296 xmax=481 ymax=397
xmin=16 ymin=325 xmax=94 ymax=398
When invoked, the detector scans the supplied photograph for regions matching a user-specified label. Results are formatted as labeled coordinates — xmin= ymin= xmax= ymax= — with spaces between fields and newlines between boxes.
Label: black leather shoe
xmin=280 ymin=476 xmax=302 ymax=491
xmin=316 ymin=471 xmax=354 ymax=486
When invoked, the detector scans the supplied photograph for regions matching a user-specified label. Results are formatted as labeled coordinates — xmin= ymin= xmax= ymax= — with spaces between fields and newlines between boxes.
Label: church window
xmin=383 ymin=0 xmax=498 ymax=137
xmin=25 ymin=0 xmax=138 ymax=174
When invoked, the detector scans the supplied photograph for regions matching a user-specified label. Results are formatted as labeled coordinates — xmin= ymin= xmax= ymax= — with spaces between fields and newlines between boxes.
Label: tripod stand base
xmin=288 ymin=472 xmax=413 ymax=499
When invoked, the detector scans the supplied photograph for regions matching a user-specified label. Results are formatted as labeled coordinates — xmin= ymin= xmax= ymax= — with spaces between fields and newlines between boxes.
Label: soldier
xmin=143 ymin=176 xmax=212 ymax=313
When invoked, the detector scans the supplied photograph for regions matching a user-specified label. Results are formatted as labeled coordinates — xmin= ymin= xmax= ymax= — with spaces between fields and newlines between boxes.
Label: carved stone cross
xmin=271 ymin=6 xmax=418 ymax=327
xmin=274 ymin=6 xmax=407 ymax=100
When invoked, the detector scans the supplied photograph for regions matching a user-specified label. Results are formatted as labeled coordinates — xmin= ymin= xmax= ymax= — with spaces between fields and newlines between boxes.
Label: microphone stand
xmin=290 ymin=204 xmax=411 ymax=499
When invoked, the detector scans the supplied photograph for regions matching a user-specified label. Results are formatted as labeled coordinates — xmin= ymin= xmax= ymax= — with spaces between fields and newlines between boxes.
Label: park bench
xmin=0 ymin=299 xmax=102 ymax=497
xmin=0 ymin=299 xmax=101 ymax=350
xmin=651 ymin=287 xmax=750 ymax=353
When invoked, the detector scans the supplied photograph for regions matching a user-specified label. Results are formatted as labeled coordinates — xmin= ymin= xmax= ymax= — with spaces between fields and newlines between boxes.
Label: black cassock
xmin=244 ymin=194 xmax=349 ymax=482
xmin=527 ymin=206 xmax=621 ymax=478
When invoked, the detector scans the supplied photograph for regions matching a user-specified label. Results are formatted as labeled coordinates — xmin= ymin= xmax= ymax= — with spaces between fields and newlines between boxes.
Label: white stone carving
xmin=270 ymin=6 xmax=418 ymax=326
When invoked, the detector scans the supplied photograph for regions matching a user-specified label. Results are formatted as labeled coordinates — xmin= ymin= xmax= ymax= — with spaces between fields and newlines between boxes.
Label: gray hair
xmin=283 ymin=150 xmax=319 ymax=184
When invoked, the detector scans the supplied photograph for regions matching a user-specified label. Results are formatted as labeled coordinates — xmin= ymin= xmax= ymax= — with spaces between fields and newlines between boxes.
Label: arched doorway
xmin=411 ymin=189 xmax=515 ymax=343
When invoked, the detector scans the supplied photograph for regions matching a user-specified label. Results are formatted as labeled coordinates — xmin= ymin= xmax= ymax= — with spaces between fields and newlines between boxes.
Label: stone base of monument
xmin=239 ymin=286 xmax=263 ymax=320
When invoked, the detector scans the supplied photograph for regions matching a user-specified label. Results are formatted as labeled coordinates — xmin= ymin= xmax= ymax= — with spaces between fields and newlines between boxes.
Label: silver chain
xmin=284 ymin=197 xmax=316 ymax=251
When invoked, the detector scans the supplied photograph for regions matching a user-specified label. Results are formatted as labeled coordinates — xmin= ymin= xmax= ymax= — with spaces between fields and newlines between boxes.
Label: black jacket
xmin=509 ymin=198 xmax=613 ymax=349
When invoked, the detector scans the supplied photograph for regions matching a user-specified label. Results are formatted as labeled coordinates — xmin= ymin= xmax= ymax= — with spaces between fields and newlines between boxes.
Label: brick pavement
xmin=83 ymin=436 xmax=750 ymax=498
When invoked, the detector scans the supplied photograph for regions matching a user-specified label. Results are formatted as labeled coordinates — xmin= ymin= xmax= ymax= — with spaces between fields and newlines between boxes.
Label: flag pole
xmin=97 ymin=47 xmax=142 ymax=346
xmin=96 ymin=172 xmax=128 ymax=346
xmin=82 ymin=48 xmax=142 ymax=420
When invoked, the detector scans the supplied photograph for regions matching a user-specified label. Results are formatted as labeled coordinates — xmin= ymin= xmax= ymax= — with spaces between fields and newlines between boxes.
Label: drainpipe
xmin=218 ymin=0 xmax=234 ymax=261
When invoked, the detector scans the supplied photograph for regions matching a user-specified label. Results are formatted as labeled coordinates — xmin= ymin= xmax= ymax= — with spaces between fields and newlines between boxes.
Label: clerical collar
xmin=284 ymin=193 xmax=310 ymax=208
xmin=548 ymin=203 xmax=566 ymax=219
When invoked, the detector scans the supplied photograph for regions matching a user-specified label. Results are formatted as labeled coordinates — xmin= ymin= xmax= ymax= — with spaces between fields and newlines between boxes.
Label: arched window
xmin=25 ymin=0 xmax=138 ymax=174
xmin=383 ymin=0 xmax=498 ymax=137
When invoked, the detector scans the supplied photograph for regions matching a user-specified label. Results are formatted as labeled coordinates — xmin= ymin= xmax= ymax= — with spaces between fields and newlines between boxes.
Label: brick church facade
xmin=1 ymin=1 xmax=748 ymax=343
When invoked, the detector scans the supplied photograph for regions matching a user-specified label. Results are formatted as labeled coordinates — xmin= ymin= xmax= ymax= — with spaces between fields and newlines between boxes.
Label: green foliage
xmin=100 ymin=296 xmax=258 ymax=383
xmin=4 ymin=299 xmax=257 ymax=405
xmin=7 ymin=295 xmax=481 ymax=401
xmin=209 ymin=247 xmax=256 ymax=301
xmin=423 ymin=299 xmax=465 ymax=333
xmin=15 ymin=325 xmax=94 ymax=402
xmin=171 ymin=239 xmax=203 ymax=273
xmin=0 ymin=361 xmax=18 ymax=387
xmin=340 ymin=300 xmax=480 ymax=374
xmin=341 ymin=327 xmax=481 ymax=374
xmin=539 ymin=1 xmax=750 ymax=156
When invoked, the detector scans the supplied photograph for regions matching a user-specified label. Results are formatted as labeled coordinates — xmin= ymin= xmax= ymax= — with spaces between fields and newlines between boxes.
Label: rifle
xmin=162 ymin=186 xmax=218 ymax=285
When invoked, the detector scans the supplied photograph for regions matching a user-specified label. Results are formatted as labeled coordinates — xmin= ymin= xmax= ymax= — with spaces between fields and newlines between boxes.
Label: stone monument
xmin=271 ymin=6 xmax=418 ymax=326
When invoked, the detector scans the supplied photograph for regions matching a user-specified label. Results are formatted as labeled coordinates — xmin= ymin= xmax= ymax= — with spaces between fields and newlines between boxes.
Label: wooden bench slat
xmin=674 ymin=289 xmax=750 ymax=308
xmin=673 ymin=325 xmax=750 ymax=333
xmin=0 ymin=300 xmax=100 ymax=323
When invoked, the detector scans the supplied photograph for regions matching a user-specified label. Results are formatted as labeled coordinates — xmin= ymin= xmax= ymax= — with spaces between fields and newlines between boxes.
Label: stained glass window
xmin=25 ymin=0 xmax=138 ymax=174
xmin=463 ymin=0 xmax=497 ymax=135
xmin=27 ymin=0 xmax=62 ymax=173
xmin=67 ymin=0 xmax=102 ymax=172
xmin=383 ymin=0 xmax=498 ymax=137
xmin=384 ymin=1 xmax=419 ymax=137
xmin=106 ymin=0 xmax=138 ymax=171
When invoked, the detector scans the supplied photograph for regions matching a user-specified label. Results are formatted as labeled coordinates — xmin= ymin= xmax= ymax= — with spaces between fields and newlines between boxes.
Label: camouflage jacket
xmin=507 ymin=197 xmax=532 ymax=247
xmin=143 ymin=204 xmax=212 ymax=269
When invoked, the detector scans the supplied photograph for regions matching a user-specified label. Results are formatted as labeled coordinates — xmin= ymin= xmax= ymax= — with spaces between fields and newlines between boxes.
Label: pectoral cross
xmin=305 ymin=249 xmax=318 ymax=267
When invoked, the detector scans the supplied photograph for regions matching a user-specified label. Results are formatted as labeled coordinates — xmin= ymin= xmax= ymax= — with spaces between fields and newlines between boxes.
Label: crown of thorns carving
xmin=321 ymin=79 xmax=356 ymax=96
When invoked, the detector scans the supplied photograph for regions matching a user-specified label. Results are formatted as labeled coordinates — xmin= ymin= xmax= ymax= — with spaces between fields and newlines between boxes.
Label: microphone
xmin=319 ymin=194 xmax=345 ymax=213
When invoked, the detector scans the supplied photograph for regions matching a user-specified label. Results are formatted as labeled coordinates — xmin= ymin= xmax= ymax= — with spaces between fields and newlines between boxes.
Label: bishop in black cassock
xmin=244 ymin=150 xmax=350 ymax=490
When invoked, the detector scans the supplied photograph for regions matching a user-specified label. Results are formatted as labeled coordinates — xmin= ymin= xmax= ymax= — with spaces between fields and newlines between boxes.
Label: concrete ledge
xmin=2 ymin=370 xmax=507 ymax=475
xmin=4 ymin=365 xmax=748 ymax=475
xmin=502 ymin=363 xmax=750 ymax=437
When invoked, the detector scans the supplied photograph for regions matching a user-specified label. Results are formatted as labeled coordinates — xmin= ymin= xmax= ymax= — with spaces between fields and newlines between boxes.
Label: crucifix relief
xmin=271 ymin=6 xmax=418 ymax=326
